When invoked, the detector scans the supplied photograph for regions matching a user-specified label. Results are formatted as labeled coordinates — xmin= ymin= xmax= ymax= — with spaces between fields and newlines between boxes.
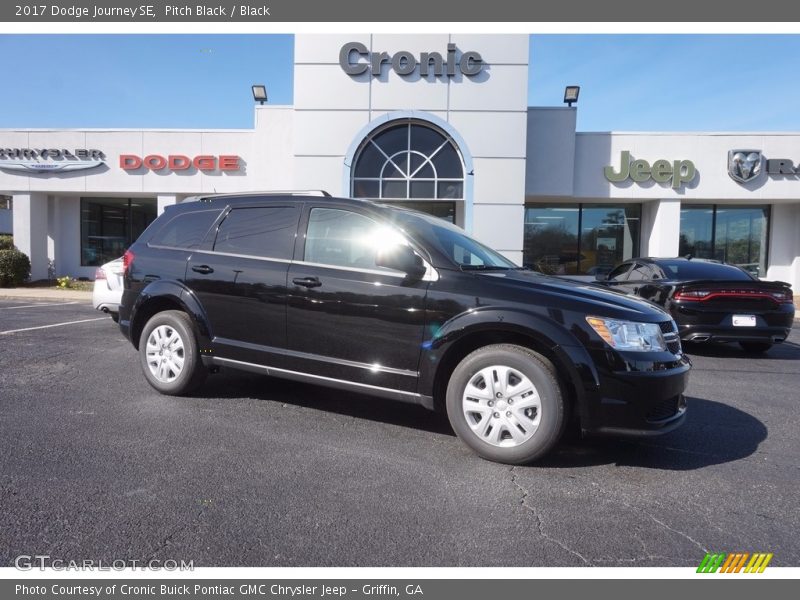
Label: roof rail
xmin=186 ymin=190 xmax=332 ymax=203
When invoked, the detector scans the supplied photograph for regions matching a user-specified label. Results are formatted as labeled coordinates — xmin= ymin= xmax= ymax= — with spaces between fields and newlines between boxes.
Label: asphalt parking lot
xmin=0 ymin=298 xmax=798 ymax=567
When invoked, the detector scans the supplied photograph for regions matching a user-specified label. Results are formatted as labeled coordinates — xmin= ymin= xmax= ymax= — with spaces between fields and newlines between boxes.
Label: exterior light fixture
xmin=252 ymin=85 xmax=268 ymax=105
xmin=563 ymin=85 xmax=580 ymax=107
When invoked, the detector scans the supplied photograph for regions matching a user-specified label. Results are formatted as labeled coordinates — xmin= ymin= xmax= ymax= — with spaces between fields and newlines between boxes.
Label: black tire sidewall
xmin=139 ymin=311 xmax=203 ymax=395
xmin=446 ymin=345 xmax=564 ymax=465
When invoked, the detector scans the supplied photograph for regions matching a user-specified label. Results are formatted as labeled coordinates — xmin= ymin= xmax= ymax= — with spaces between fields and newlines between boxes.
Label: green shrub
xmin=0 ymin=235 xmax=14 ymax=251
xmin=0 ymin=248 xmax=31 ymax=287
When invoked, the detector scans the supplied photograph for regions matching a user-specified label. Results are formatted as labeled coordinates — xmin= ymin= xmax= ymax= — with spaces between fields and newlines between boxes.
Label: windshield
xmin=388 ymin=208 xmax=519 ymax=269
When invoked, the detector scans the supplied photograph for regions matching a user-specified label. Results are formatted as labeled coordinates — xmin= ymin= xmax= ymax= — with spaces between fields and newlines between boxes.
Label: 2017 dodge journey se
xmin=119 ymin=193 xmax=690 ymax=464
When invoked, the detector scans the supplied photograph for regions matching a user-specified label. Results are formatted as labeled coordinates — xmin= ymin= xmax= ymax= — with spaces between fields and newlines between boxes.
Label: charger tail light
xmin=122 ymin=249 xmax=135 ymax=276
xmin=673 ymin=287 xmax=794 ymax=304
xmin=673 ymin=290 xmax=711 ymax=301
xmin=771 ymin=289 xmax=794 ymax=304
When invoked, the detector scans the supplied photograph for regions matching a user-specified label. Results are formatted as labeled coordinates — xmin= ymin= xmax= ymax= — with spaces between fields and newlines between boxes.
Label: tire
xmin=138 ymin=310 xmax=207 ymax=395
xmin=739 ymin=341 xmax=773 ymax=354
xmin=445 ymin=344 xmax=566 ymax=465
xmin=110 ymin=312 xmax=119 ymax=323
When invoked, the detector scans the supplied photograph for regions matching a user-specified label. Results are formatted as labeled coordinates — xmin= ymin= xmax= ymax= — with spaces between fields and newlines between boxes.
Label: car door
xmin=285 ymin=205 xmax=430 ymax=395
xmin=185 ymin=203 xmax=301 ymax=364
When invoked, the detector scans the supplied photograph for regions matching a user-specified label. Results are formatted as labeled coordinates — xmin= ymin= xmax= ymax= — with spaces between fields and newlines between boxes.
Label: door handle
xmin=292 ymin=276 xmax=321 ymax=288
xmin=191 ymin=265 xmax=214 ymax=275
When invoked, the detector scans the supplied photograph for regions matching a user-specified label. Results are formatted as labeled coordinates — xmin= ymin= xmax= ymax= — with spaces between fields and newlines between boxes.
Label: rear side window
xmin=607 ymin=263 xmax=634 ymax=281
xmin=149 ymin=209 xmax=222 ymax=249
xmin=627 ymin=263 xmax=654 ymax=280
xmin=213 ymin=206 xmax=299 ymax=260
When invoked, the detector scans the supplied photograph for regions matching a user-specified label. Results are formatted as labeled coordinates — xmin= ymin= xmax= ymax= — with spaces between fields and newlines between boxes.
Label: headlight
xmin=585 ymin=316 xmax=667 ymax=352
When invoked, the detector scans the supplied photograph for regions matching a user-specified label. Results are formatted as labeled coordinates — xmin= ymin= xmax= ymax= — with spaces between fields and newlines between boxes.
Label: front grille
xmin=660 ymin=321 xmax=681 ymax=354
xmin=646 ymin=395 xmax=681 ymax=422
xmin=659 ymin=321 xmax=677 ymax=334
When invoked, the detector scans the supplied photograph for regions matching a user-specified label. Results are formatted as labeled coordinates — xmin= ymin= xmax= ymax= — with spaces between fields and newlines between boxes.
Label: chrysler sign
xmin=339 ymin=42 xmax=483 ymax=77
xmin=0 ymin=147 xmax=105 ymax=173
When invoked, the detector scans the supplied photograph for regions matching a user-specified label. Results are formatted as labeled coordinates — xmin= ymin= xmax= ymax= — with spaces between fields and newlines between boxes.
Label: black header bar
xmin=3 ymin=0 xmax=800 ymax=22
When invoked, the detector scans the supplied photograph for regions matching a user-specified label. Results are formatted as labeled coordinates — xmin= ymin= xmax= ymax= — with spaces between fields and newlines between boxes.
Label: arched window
xmin=351 ymin=121 xmax=465 ymax=201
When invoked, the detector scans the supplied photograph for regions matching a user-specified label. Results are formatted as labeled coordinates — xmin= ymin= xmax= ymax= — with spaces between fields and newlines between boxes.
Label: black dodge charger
xmin=597 ymin=257 xmax=795 ymax=353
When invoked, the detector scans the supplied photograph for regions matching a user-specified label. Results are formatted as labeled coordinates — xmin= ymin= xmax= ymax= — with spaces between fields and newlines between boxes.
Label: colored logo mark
xmin=697 ymin=552 xmax=773 ymax=573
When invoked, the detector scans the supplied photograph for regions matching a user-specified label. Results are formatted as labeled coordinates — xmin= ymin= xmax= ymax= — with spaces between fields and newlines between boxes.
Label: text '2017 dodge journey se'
xmin=119 ymin=193 xmax=690 ymax=465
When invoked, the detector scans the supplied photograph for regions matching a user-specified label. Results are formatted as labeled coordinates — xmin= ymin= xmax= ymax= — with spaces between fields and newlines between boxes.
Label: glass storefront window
xmin=81 ymin=198 xmax=157 ymax=266
xmin=678 ymin=205 xmax=714 ymax=260
xmin=523 ymin=204 xmax=640 ymax=276
xmin=523 ymin=205 xmax=580 ymax=274
xmin=679 ymin=205 xmax=769 ymax=277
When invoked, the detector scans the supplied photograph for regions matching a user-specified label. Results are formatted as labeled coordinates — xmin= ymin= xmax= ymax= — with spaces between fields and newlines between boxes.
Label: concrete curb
xmin=0 ymin=288 xmax=92 ymax=302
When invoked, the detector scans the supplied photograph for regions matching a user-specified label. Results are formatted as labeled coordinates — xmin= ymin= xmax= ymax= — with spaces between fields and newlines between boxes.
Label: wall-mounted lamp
xmin=252 ymin=85 xmax=268 ymax=105
xmin=563 ymin=85 xmax=580 ymax=107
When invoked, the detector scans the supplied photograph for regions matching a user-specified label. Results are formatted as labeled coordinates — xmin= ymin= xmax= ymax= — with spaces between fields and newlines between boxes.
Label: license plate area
xmin=732 ymin=314 xmax=756 ymax=327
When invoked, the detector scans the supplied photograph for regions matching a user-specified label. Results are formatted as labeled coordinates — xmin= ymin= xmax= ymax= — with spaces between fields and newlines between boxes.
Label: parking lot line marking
xmin=0 ymin=302 xmax=80 ymax=310
xmin=0 ymin=317 xmax=106 ymax=335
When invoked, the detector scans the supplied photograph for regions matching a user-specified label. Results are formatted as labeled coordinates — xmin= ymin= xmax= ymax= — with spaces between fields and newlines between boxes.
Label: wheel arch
xmin=129 ymin=281 xmax=211 ymax=350
xmin=422 ymin=310 xmax=599 ymax=424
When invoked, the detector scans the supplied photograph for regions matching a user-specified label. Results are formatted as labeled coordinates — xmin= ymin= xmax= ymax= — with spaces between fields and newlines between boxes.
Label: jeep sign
xmin=604 ymin=151 xmax=697 ymax=189
xmin=339 ymin=42 xmax=483 ymax=77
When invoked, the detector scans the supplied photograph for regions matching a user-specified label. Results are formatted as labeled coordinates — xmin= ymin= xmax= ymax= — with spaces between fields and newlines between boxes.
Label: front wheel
xmin=139 ymin=310 xmax=207 ymax=395
xmin=739 ymin=341 xmax=773 ymax=354
xmin=445 ymin=344 xmax=566 ymax=465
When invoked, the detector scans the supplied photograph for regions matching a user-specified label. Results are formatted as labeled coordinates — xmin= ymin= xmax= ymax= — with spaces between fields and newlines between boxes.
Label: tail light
xmin=673 ymin=290 xmax=711 ymax=301
xmin=674 ymin=288 xmax=794 ymax=303
xmin=94 ymin=268 xmax=107 ymax=280
xmin=770 ymin=289 xmax=794 ymax=304
xmin=122 ymin=249 xmax=135 ymax=276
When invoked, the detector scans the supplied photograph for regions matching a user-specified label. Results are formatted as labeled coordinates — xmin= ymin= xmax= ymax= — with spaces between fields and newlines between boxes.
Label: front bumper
xmin=577 ymin=348 xmax=691 ymax=436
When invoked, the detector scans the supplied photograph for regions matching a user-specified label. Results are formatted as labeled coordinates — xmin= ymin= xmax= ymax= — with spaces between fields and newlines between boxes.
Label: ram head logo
xmin=728 ymin=150 xmax=763 ymax=184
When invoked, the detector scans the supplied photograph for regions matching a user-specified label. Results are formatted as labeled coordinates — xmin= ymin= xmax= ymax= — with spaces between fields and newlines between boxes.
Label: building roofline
xmin=576 ymin=131 xmax=800 ymax=136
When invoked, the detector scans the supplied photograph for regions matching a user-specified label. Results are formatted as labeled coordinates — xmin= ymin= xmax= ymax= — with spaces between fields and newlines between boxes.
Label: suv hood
xmin=476 ymin=269 xmax=671 ymax=321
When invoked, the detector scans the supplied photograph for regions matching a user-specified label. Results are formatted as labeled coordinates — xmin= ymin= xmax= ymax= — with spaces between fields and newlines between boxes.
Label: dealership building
xmin=1 ymin=34 xmax=799 ymax=292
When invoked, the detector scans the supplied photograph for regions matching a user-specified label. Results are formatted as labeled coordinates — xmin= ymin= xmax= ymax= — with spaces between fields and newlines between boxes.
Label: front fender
xmin=419 ymin=307 xmax=600 ymax=419
xmin=129 ymin=280 xmax=212 ymax=350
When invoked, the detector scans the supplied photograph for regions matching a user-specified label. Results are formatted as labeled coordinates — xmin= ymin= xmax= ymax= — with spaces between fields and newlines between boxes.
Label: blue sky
xmin=1 ymin=34 xmax=798 ymax=131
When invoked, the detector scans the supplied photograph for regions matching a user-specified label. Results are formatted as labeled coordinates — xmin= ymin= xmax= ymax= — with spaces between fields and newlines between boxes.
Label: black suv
xmin=119 ymin=193 xmax=690 ymax=464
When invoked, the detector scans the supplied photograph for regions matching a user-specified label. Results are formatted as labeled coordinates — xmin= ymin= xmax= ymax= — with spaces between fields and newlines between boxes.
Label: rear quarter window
xmin=148 ymin=209 xmax=222 ymax=249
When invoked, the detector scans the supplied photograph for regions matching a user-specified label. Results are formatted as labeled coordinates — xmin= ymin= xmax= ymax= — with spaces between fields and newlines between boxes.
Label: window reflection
xmin=523 ymin=204 xmax=640 ymax=276
xmin=80 ymin=198 xmax=157 ymax=266
xmin=679 ymin=205 xmax=769 ymax=277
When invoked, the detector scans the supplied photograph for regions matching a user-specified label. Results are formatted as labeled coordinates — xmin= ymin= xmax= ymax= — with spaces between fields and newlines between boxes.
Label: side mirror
xmin=595 ymin=272 xmax=608 ymax=282
xmin=376 ymin=244 xmax=427 ymax=280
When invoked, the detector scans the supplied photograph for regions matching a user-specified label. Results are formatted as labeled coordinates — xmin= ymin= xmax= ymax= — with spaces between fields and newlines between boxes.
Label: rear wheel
xmin=139 ymin=310 xmax=207 ymax=395
xmin=445 ymin=344 xmax=566 ymax=465
xmin=739 ymin=341 xmax=773 ymax=354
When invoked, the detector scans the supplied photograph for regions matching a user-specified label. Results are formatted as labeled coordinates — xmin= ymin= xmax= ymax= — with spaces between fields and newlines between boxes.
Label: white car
xmin=92 ymin=258 xmax=124 ymax=322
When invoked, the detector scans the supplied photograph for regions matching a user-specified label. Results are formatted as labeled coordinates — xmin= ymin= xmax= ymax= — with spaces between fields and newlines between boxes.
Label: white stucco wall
xmin=293 ymin=33 xmax=530 ymax=263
